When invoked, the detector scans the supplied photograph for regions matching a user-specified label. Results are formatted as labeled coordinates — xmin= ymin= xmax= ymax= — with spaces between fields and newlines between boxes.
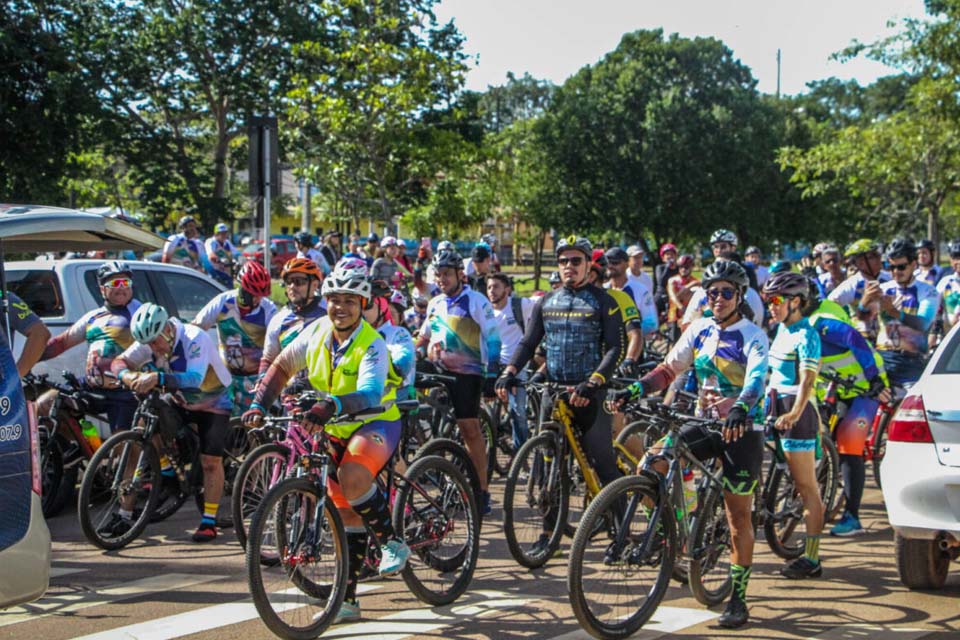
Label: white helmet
xmin=335 ymin=256 xmax=369 ymax=279
xmin=131 ymin=303 xmax=169 ymax=344
xmin=437 ymin=240 xmax=455 ymax=252
xmin=322 ymin=267 xmax=372 ymax=300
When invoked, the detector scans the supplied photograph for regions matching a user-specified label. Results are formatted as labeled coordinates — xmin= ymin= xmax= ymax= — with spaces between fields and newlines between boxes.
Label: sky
xmin=434 ymin=0 xmax=928 ymax=96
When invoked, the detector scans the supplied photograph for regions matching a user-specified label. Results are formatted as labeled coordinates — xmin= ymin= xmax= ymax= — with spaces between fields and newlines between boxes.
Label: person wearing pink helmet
xmin=654 ymin=243 xmax=679 ymax=319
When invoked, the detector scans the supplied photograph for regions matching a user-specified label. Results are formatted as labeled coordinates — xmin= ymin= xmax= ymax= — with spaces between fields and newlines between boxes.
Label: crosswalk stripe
xmin=68 ymin=585 xmax=382 ymax=640
xmin=812 ymin=625 xmax=933 ymax=640
xmin=547 ymin=605 xmax=720 ymax=640
xmin=0 ymin=573 xmax=225 ymax=628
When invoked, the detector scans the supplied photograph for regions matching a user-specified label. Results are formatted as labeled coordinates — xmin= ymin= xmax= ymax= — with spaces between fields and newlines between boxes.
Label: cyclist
xmin=548 ymin=270 xmax=562 ymax=290
xmin=465 ymin=244 xmax=493 ymax=296
xmin=744 ymin=246 xmax=769 ymax=288
xmin=605 ymin=246 xmax=658 ymax=337
xmin=681 ymin=251 xmax=764 ymax=330
xmin=614 ymin=259 xmax=769 ymax=629
xmin=360 ymin=232 xmax=379 ymax=267
xmin=481 ymin=233 xmax=502 ymax=272
xmin=710 ymin=228 xmax=738 ymax=257
xmin=365 ymin=280 xmax=416 ymax=397
xmin=874 ymin=238 xmax=940 ymax=386
xmin=761 ymin=272 xmax=825 ymax=579
xmin=817 ymin=246 xmax=845 ymax=296
xmin=295 ymin=231 xmax=332 ymax=276
xmin=258 ymin=258 xmax=328 ymax=394
xmin=654 ymin=243 xmax=679 ymax=315
xmin=162 ymin=215 xmax=204 ymax=271
xmin=192 ymin=261 xmax=277 ymax=416
xmin=111 ymin=303 xmax=233 ymax=542
xmin=497 ymin=236 xmax=627 ymax=554
xmin=242 ymin=264 xmax=411 ymax=623
xmin=204 ymin=223 xmax=237 ymax=288
xmin=403 ymin=292 xmax=430 ymax=334
xmin=371 ymin=236 xmax=412 ymax=290
xmin=38 ymin=261 xmax=141 ymax=433
xmin=915 ymin=239 xmax=946 ymax=286
xmin=936 ymin=239 xmax=960 ymax=333
xmin=806 ymin=280 xmax=891 ymax=537
xmin=828 ymin=239 xmax=890 ymax=342
xmin=416 ymin=249 xmax=501 ymax=513
xmin=626 ymin=244 xmax=654 ymax=293
xmin=666 ymin=254 xmax=699 ymax=342
xmin=318 ymin=229 xmax=342 ymax=267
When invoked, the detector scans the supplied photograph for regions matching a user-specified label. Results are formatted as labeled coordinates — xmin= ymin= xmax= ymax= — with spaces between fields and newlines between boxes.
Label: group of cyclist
xmin=15 ymin=215 xmax=960 ymax=632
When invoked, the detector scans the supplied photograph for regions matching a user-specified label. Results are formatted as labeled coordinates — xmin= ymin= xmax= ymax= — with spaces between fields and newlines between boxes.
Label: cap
xmin=626 ymin=245 xmax=644 ymax=257
xmin=605 ymin=247 xmax=629 ymax=262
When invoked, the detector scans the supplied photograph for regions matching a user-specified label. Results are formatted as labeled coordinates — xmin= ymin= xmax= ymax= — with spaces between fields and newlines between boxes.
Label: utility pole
xmin=776 ymin=49 xmax=782 ymax=99
xmin=301 ymin=179 xmax=311 ymax=233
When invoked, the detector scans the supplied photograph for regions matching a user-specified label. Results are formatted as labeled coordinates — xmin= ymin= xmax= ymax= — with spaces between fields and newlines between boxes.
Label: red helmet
xmin=659 ymin=243 xmax=678 ymax=258
xmin=239 ymin=261 xmax=272 ymax=297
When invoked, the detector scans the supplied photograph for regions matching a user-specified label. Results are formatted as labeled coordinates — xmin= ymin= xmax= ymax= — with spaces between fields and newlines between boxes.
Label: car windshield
xmin=934 ymin=328 xmax=960 ymax=374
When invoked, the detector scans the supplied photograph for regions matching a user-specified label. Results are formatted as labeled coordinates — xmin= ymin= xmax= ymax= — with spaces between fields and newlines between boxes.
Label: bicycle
xmin=245 ymin=396 xmax=480 ymax=639
xmin=502 ymin=381 xmax=639 ymax=569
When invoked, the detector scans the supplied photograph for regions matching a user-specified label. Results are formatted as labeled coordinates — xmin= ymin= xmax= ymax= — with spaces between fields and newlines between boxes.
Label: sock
xmin=804 ymin=535 xmax=821 ymax=563
xmin=730 ymin=563 xmax=752 ymax=601
xmin=839 ymin=454 xmax=865 ymax=519
xmin=201 ymin=501 xmax=217 ymax=527
xmin=345 ymin=529 xmax=367 ymax=602
xmin=119 ymin=508 xmax=133 ymax=520
xmin=159 ymin=455 xmax=175 ymax=477
xmin=349 ymin=485 xmax=394 ymax=544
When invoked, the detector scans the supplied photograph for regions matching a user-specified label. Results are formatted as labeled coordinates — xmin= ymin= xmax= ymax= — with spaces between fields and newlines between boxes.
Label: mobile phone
xmin=421 ymin=237 xmax=431 ymax=249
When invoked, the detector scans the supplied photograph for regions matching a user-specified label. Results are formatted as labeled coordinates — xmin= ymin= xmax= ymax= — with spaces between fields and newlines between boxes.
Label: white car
xmin=880 ymin=321 xmax=960 ymax=589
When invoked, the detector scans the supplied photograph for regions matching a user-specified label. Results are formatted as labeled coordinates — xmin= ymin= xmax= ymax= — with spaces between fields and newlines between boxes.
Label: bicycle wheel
xmin=614 ymin=420 xmax=658 ymax=473
xmin=478 ymin=407 xmax=497 ymax=480
xmin=233 ymin=442 xmax=290 ymax=551
xmin=503 ymin=431 xmax=569 ymax=568
xmin=568 ymin=474 xmax=675 ymax=640
xmin=687 ymin=483 xmax=733 ymax=606
xmin=40 ymin=432 xmax=67 ymax=517
xmin=393 ymin=455 xmax=480 ymax=606
xmin=78 ymin=430 xmax=161 ymax=550
xmin=819 ymin=435 xmax=842 ymax=523
xmin=414 ymin=438 xmax=483 ymax=512
xmin=763 ymin=467 xmax=805 ymax=560
xmin=871 ymin=412 xmax=889 ymax=489
xmin=490 ymin=399 xmax=516 ymax=477
xmin=247 ymin=477 xmax=347 ymax=640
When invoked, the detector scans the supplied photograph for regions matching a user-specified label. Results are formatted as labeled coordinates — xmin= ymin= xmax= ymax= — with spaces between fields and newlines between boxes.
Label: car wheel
xmin=895 ymin=533 xmax=950 ymax=590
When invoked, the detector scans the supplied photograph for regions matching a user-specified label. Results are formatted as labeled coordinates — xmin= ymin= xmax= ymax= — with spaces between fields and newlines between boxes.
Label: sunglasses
xmin=765 ymin=294 xmax=792 ymax=306
xmin=557 ymin=256 xmax=585 ymax=267
xmin=889 ymin=263 xmax=912 ymax=272
xmin=103 ymin=277 xmax=132 ymax=289
xmin=706 ymin=287 xmax=737 ymax=301
xmin=823 ymin=258 xmax=837 ymax=265
xmin=284 ymin=277 xmax=309 ymax=287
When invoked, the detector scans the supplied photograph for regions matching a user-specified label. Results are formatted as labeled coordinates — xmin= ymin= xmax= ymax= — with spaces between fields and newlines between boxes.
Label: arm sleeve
xmin=509 ymin=295 xmax=546 ymax=370
xmin=191 ymin=292 xmax=224 ymax=329
xmin=593 ymin=291 xmax=627 ymax=384
xmin=900 ymin=287 xmax=939 ymax=333
xmin=335 ymin=340 xmax=389 ymax=414
xmin=737 ymin=331 xmax=769 ymax=410
xmin=111 ymin=342 xmax=154 ymax=375
xmin=258 ymin=313 xmax=284 ymax=376
xmin=253 ymin=326 xmax=311 ymax=408
xmin=39 ymin=310 xmax=90 ymax=361
xmin=385 ymin=327 xmax=416 ymax=381
xmin=475 ymin=295 xmax=501 ymax=372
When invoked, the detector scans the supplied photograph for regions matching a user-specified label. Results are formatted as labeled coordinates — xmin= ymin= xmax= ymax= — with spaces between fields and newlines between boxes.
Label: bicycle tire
xmin=247 ymin=477 xmax=347 ymax=640
xmin=232 ymin=442 xmax=290 ymax=550
xmin=687 ymin=483 xmax=733 ymax=606
xmin=503 ymin=431 xmax=569 ymax=569
xmin=871 ymin=412 xmax=889 ymax=489
xmin=819 ymin=435 xmax=843 ymax=522
xmin=763 ymin=467 xmax=805 ymax=560
xmin=478 ymin=406 xmax=498 ymax=480
xmin=568 ymin=474 xmax=675 ymax=639
xmin=78 ymin=430 xmax=161 ymax=550
xmin=40 ymin=433 xmax=70 ymax=517
xmin=414 ymin=438 xmax=483 ymax=513
xmin=490 ymin=399 xmax=516 ymax=477
xmin=393 ymin=455 xmax=480 ymax=606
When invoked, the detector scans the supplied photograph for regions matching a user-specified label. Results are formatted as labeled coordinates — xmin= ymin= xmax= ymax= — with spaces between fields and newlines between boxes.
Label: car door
xmin=148 ymin=268 xmax=225 ymax=322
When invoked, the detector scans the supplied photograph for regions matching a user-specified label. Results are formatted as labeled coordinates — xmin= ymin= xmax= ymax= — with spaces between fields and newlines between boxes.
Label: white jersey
xmin=492 ymin=296 xmax=536 ymax=365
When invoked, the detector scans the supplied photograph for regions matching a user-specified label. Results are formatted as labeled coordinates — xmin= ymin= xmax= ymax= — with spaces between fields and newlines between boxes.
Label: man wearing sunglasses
xmin=162 ymin=215 xmax=205 ymax=272
xmin=613 ymin=259 xmax=769 ymax=628
xmin=39 ymin=261 xmax=142 ymax=435
xmin=873 ymin=239 xmax=940 ymax=386
xmin=828 ymin=239 xmax=891 ymax=342
xmin=497 ymin=235 xmax=627 ymax=557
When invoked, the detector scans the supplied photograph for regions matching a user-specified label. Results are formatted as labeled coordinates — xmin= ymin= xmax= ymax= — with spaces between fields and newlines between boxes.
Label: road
xmin=3 ymin=482 xmax=958 ymax=640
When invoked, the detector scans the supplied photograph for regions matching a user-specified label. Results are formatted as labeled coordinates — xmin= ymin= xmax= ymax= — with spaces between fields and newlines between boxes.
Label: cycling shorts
xmin=164 ymin=403 xmax=230 ymax=457
xmin=679 ymin=422 xmax=763 ymax=496
xmin=833 ymin=395 xmax=880 ymax=456
xmin=768 ymin=394 xmax=820 ymax=452
xmin=327 ymin=418 xmax=401 ymax=510
xmin=442 ymin=373 xmax=483 ymax=420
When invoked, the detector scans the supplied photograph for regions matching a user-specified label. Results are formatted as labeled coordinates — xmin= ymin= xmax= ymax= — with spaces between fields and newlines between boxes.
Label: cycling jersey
xmin=810 ymin=300 xmax=886 ymax=400
xmin=875 ymin=278 xmax=939 ymax=355
xmin=377 ymin=322 xmax=416 ymax=388
xmin=607 ymin=279 xmax=657 ymax=334
xmin=403 ymin=307 xmax=427 ymax=333
xmin=915 ymin=265 xmax=944 ymax=287
xmin=767 ymin=318 xmax=821 ymax=396
xmin=41 ymin=299 xmax=142 ymax=389
xmin=259 ymin=299 xmax=327 ymax=375
xmin=204 ymin=237 xmax=236 ymax=279
xmin=937 ymin=271 xmax=960 ymax=330
xmin=113 ymin=317 xmax=232 ymax=414
xmin=420 ymin=284 xmax=501 ymax=376
xmin=296 ymin=248 xmax=332 ymax=275
xmin=604 ymin=289 xmax=642 ymax=333
xmin=828 ymin=270 xmax=892 ymax=340
xmin=192 ymin=290 xmax=277 ymax=376
xmin=817 ymin=271 xmax=843 ymax=296
xmin=162 ymin=233 xmax=204 ymax=270
xmin=510 ymin=283 xmax=626 ymax=385
xmin=666 ymin=274 xmax=698 ymax=323
xmin=681 ymin=286 xmax=765 ymax=328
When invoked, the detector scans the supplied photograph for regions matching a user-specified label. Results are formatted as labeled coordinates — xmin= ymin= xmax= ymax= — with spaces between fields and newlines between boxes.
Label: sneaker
xmin=332 ymin=599 xmax=361 ymax=625
xmin=830 ymin=512 xmax=865 ymax=537
xmin=192 ymin=523 xmax=218 ymax=542
xmin=378 ymin=538 xmax=411 ymax=576
xmin=530 ymin=533 xmax=553 ymax=557
xmin=481 ymin=491 xmax=492 ymax=516
xmin=717 ymin=597 xmax=749 ymax=629
xmin=97 ymin=513 xmax=132 ymax=538
xmin=780 ymin=556 xmax=823 ymax=579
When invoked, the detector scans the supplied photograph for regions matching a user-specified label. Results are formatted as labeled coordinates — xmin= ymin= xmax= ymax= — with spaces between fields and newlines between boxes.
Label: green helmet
xmin=844 ymin=238 xmax=877 ymax=258
xmin=131 ymin=303 xmax=169 ymax=344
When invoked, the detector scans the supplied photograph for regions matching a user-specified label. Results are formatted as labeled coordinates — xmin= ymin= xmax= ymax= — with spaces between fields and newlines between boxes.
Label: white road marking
xmin=812 ymin=625 xmax=933 ymax=640
xmin=49 ymin=567 xmax=89 ymax=578
xmin=68 ymin=585 xmax=381 ymax=640
xmin=548 ymin=605 xmax=720 ymax=640
xmin=0 ymin=573 xmax=225 ymax=627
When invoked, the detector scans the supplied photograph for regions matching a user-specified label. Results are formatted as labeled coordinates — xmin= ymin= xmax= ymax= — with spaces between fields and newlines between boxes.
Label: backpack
xmin=510 ymin=296 xmax=525 ymax=334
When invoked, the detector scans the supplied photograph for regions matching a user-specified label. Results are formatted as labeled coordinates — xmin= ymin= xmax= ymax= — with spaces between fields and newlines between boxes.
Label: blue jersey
xmin=876 ymin=279 xmax=939 ymax=355
xmin=768 ymin=319 xmax=821 ymax=396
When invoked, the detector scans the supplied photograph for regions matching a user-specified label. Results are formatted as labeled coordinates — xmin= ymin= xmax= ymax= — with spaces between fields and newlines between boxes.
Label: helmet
xmin=472 ymin=244 xmax=491 ymax=261
xmin=281 ymin=257 xmax=322 ymax=281
xmin=769 ymin=260 xmax=793 ymax=274
xmin=388 ymin=289 xmax=409 ymax=312
xmin=432 ymin=249 xmax=464 ymax=271
xmin=367 ymin=232 xmax=380 ymax=243
xmin=481 ymin=233 xmax=496 ymax=247
xmin=844 ymin=238 xmax=878 ymax=258
xmin=238 ymin=261 xmax=272 ymax=297
xmin=97 ymin=260 xmax=132 ymax=283
xmin=380 ymin=236 xmax=398 ymax=248
xmin=702 ymin=259 xmax=748 ymax=292
xmin=335 ymin=257 xmax=369 ymax=279
xmin=549 ymin=271 xmax=562 ymax=285
xmin=812 ymin=242 xmax=831 ymax=257
xmin=762 ymin=271 xmax=811 ymax=299
xmin=294 ymin=231 xmax=313 ymax=245
xmin=949 ymin=239 xmax=960 ymax=258
xmin=555 ymin=235 xmax=592 ymax=258
xmin=437 ymin=240 xmax=455 ymax=252
xmin=214 ymin=222 xmax=229 ymax=234
xmin=131 ymin=303 xmax=169 ymax=344
xmin=177 ymin=215 xmax=196 ymax=230
xmin=917 ymin=239 xmax=935 ymax=253
xmin=744 ymin=245 xmax=761 ymax=257
xmin=591 ymin=249 xmax=607 ymax=267
xmin=322 ymin=268 xmax=371 ymax=300
xmin=885 ymin=237 xmax=917 ymax=262
xmin=710 ymin=229 xmax=738 ymax=246
xmin=677 ymin=254 xmax=694 ymax=268
xmin=659 ymin=243 xmax=678 ymax=258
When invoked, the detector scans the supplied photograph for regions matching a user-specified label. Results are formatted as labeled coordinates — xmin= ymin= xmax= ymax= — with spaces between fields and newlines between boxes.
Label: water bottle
xmin=682 ymin=468 xmax=697 ymax=514
xmin=80 ymin=419 xmax=102 ymax=451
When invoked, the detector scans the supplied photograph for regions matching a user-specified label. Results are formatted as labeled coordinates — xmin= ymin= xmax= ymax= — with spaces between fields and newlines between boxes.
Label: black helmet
xmin=710 ymin=228 xmax=738 ymax=246
xmin=294 ymin=231 xmax=313 ymax=245
xmin=471 ymin=244 xmax=490 ymax=261
xmin=549 ymin=271 xmax=561 ymax=284
xmin=97 ymin=260 xmax=132 ymax=283
xmin=432 ymin=249 xmax=464 ymax=271
xmin=555 ymin=235 xmax=592 ymax=258
xmin=885 ymin=238 xmax=917 ymax=262
xmin=177 ymin=215 xmax=196 ymax=230
xmin=762 ymin=271 xmax=811 ymax=299
xmin=916 ymin=239 xmax=935 ymax=253
xmin=949 ymin=239 xmax=960 ymax=258
xmin=702 ymin=259 xmax=749 ymax=293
